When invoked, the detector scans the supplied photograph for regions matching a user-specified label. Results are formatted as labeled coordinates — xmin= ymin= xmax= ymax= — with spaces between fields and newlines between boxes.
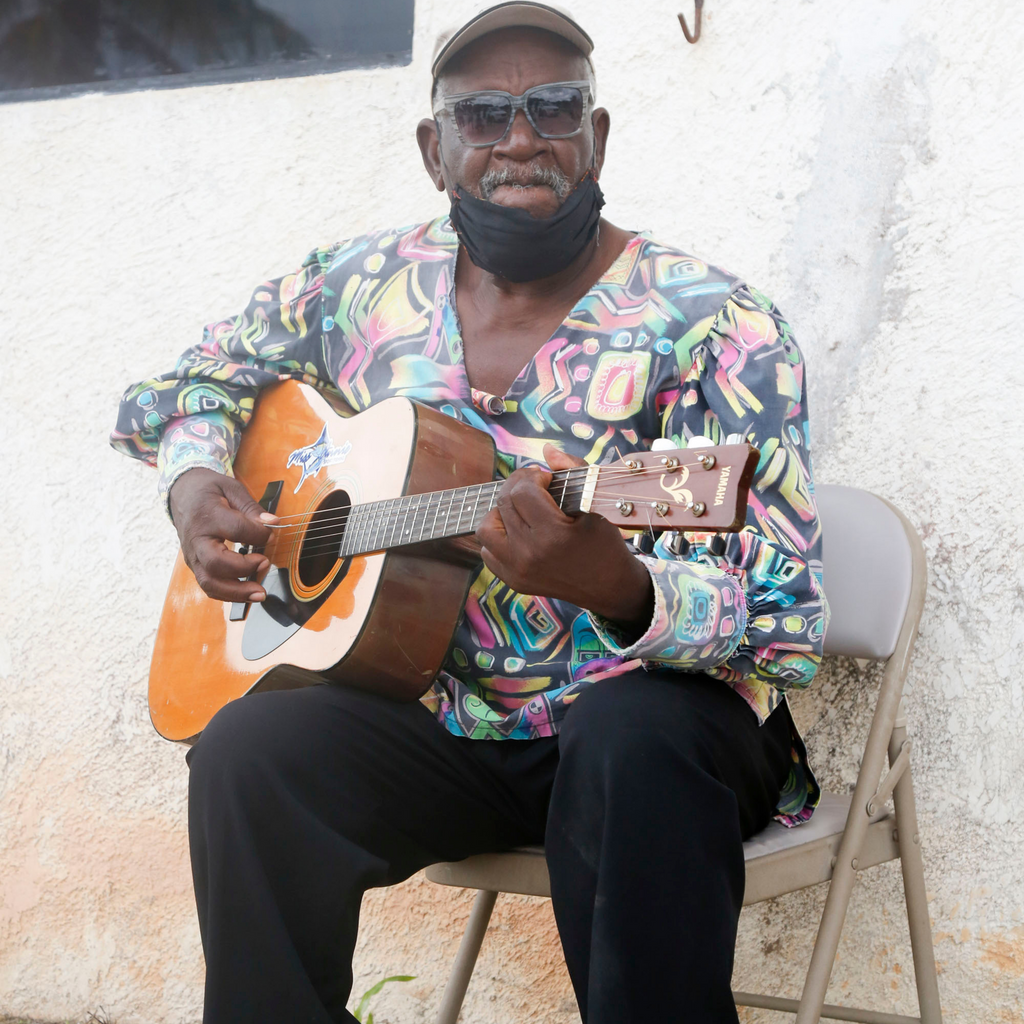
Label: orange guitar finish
xmin=148 ymin=383 xmax=496 ymax=743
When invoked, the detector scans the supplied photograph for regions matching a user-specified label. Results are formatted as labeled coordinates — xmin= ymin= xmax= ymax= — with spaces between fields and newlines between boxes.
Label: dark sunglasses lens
xmin=453 ymin=95 xmax=513 ymax=144
xmin=527 ymin=86 xmax=584 ymax=137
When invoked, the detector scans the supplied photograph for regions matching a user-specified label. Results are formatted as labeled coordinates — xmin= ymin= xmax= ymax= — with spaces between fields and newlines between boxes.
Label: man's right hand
xmin=168 ymin=468 xmax=278 ymax=603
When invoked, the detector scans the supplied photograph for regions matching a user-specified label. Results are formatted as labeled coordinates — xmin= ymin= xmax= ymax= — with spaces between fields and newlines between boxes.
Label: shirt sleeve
xmin=109 ymin=244 xmax=341 ymax=508
xmin=588 ymin=284 xmax=828 ymax=716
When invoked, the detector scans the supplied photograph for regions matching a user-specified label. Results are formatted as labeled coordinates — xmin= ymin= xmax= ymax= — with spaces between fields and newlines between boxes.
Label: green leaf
xmin=352 ymin=975 xmax=416 ymax=1022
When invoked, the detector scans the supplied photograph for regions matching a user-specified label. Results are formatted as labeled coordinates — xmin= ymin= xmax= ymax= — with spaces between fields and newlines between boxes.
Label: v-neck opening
xmin=447 ymin=232 xmax=646 ymax=408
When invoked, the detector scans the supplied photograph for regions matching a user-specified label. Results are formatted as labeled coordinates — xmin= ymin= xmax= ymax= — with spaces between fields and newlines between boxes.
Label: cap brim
xmin=432 ymin=2 xmax=593 ymax=79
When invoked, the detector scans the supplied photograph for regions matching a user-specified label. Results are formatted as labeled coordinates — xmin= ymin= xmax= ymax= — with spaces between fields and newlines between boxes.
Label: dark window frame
xmin=0 ymin=52 xmax=411 ymax=104
xmin=0 ymin=1 xmax=413 ymax=105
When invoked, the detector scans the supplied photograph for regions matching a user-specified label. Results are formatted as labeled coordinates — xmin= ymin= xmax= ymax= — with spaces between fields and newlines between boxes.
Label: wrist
xmin=585 ymin=548 xmax=655 ymax=634
xmin=167 ymin=465 xmax=223 ymax=524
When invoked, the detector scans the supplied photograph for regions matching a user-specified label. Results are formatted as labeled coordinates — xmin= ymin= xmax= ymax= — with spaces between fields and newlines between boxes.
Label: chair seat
xmin=424 ymin=793 xmax=899 ymax=907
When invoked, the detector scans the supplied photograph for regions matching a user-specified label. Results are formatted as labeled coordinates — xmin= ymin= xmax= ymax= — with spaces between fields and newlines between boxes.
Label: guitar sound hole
xmin=297 ymin=490 xmax=350 ymax=589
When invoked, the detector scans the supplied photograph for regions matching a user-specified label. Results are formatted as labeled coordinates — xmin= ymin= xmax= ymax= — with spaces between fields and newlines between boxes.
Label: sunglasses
xmin=433 ymin=80 xmax=592 ymax=148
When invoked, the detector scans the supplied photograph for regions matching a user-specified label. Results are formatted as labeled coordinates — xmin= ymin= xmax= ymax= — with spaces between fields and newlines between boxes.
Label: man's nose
xmin=495 ymin=108 xmax=547 ymax=159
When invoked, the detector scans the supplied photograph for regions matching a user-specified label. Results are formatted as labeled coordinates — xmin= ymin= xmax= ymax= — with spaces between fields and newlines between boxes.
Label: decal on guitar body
xmin=287 ymin=426 xmax=353 ymax=493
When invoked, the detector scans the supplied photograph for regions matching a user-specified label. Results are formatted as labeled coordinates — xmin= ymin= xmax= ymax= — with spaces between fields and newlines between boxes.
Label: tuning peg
xmin=631 ymin=532 xmax=656 ymax=555
xmin=663 ymin=532 xmax=690 ymax=556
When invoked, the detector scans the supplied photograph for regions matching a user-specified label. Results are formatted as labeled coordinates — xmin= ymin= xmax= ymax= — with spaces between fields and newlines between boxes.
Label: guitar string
xmin=258 ymin=460 xmax=731 ymax=543
xmin=268 ymin=483 xmax=647 ymax=549
xmin=244 ymin=451 xmax=736 ymax=556
xmin=260 ymin=491 xmax=498 ymax=551
xmin=284 ymin=492 xmax=720 ymax=561
xmin=273 ymin=493 xmax=546 ymax=558
xmin=257 ymin=457 xmax=730 ymax=527
xmin=287 ymin=505 xmax=702 ymax=562
xmin=263 ymin=477 xmax=720 ymax=550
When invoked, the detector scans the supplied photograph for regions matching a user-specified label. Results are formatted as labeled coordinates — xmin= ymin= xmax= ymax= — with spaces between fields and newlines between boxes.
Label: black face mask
xmin=448 ymin=169 xmax=605 ymax=283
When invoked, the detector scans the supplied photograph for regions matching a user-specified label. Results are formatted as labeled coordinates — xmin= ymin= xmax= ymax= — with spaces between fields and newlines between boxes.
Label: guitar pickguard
xmin=241 ymin=562 xmax=351 ymax=661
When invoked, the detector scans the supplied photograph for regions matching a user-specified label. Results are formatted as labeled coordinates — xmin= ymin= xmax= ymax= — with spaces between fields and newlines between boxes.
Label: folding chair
xmin=425 ymin=485 xmax=943 ymax=1024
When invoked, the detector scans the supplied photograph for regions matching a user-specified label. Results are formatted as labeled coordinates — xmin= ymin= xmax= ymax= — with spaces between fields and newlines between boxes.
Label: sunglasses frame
xmin=433 ymin=80 xmax=593 ymax=148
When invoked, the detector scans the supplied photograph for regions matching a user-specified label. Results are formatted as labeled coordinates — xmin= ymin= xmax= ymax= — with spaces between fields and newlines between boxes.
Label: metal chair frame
xmin=424 ymin=487 xmax=942 ymax=1024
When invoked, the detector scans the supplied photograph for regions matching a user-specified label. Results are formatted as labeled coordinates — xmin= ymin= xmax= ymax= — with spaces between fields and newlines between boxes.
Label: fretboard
xmin=338 ymin=468 xmax=587 ymax=558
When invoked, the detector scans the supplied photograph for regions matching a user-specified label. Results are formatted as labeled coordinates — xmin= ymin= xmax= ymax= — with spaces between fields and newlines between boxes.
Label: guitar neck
xmin=339 ymin=468 xmax=590 ymax=558
xmin=327 ymin=442 xmax=755 ymax=559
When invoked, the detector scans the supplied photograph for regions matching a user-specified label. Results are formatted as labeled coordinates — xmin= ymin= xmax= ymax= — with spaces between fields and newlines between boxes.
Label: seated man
xmin=111 ymin=4 xmax=827 ymax=1022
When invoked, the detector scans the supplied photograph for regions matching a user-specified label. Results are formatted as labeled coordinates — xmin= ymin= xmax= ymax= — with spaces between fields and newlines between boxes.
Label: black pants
xmin=187 ymin=670 xmax=793 ymax=1024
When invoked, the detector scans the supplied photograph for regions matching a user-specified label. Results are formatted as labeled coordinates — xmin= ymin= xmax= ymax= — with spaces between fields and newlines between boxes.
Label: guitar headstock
xmin=582 ymin=443 xmax=759 ymax=532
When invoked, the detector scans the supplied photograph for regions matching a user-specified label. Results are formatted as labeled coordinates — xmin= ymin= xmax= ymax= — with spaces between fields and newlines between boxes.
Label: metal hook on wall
xmin=678 ymin=0 xmax=703 ymax=44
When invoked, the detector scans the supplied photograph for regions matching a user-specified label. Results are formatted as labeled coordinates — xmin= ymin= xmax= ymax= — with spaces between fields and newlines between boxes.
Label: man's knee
xmin=187 ymin=685 xmax=344 ymax=796
xmin=560 ymin=676 xmax=706 ymax=773
xmin=187 ymin=691 xmax=287 ymax=795
xmin=186 ymin=683 xmax=432 ymax=822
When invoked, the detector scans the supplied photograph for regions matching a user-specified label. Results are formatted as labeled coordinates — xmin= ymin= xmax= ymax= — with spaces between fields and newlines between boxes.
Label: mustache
xmin=479 ymin=163 xmax=572 ymax=201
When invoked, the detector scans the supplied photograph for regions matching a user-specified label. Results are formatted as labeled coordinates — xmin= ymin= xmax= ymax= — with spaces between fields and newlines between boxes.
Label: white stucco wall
xmin=1 ymin=1 xmax=1022 ymax=1021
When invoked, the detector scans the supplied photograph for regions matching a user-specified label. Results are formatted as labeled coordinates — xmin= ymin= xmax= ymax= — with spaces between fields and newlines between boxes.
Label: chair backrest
xmin=816 ymin=484 xmax=915 ymax=661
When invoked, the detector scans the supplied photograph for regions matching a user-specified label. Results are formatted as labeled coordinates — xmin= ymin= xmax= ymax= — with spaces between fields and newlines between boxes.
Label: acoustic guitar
xmin=149 ymin=380 xmax=758 ymax=742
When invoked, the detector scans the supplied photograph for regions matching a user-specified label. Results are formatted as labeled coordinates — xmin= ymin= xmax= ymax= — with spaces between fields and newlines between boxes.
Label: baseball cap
xmin=431 ymin=2 xmax=594 ymax=81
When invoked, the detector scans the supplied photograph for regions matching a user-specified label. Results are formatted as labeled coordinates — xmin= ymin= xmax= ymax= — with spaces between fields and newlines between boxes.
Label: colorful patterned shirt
xmin=111 ymin=218 xmax=827 ymax=825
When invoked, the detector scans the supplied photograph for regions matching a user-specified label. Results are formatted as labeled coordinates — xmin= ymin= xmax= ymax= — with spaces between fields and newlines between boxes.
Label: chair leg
xmin=888 ymin=726 xmax=943 ymax=1024
xmin=796 ymin=754 xmax=892 ymax=1024
xmin=434 ymin=889 xmax=499 ymax=1024
xmin=795 ymin=854 xmax=861 ymax=1024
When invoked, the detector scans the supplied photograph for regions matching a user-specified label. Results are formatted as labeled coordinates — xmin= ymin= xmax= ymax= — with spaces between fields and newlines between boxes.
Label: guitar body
xmin=149 ymin=382 xmax=496 ymax=743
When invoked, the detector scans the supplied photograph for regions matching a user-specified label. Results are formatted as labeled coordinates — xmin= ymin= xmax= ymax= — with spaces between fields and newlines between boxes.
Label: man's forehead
xmin=438 ymin=26 xmax=589 ymax=91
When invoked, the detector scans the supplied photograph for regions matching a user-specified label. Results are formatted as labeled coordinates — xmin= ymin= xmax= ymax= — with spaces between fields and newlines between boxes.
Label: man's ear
xmin=416 ymin=118 xmax=447 ymax=192
xmin=590 ymin=107 xmax=610 ymax=179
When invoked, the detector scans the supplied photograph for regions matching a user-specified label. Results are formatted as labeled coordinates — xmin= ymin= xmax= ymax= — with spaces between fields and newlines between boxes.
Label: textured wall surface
xmin=1 ymin=0 xmax=1022 ymax=1021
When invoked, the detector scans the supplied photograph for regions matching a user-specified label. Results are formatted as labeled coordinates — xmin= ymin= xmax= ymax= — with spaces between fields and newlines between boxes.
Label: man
xmin=111 ymin=4 xmax=827 ymax=1022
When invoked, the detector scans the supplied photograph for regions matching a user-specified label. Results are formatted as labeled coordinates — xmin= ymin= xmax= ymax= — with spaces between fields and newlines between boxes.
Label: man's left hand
xmin=475 ymin=444 xmax=655 ymax=632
